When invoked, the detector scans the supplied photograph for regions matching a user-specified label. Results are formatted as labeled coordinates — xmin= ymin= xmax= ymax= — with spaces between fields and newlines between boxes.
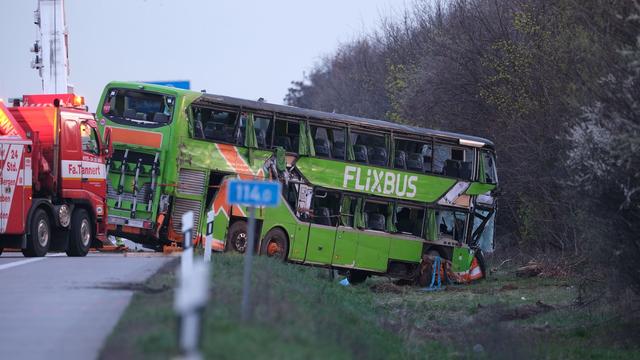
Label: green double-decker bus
xmin=96 ymin=81 xmax=498 ymax=283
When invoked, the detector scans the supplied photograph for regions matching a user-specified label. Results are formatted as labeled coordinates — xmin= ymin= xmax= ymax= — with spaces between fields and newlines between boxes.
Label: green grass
xmin=100 ymin=255 xmax=640 ymax=359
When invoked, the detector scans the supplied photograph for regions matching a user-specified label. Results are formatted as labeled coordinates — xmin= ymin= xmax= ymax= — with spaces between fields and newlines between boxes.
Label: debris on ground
xmin=499 ymin=300 xmax=556 ymax=321
xmin=500 ymin=284 xmax=519 ymax=291
xmin=370 ymin=282 xmax=406 ymax=294
xmin=516 ymin=261 xmax=544 ymax=278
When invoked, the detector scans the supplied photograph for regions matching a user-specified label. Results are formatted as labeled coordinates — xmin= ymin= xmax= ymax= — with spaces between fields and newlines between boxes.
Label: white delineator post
xmin=204 ymin=210 xmax=214 ymax=263
xmin=175 ymin=211 xmax=209 ymax=360
xmin=181 ymin=212 xmax=194 ymax=276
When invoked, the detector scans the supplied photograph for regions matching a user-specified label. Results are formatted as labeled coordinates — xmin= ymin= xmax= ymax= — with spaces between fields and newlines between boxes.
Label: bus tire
xmin=22 ymin=209 xmax=50 ymax=257
xmin=260 ymin=228 xmax=288 ymax=261
xmin=347 ymin=270 xmax=368 ymax=284
xmin=66 ymin=209 xmax=92 ymax=257
xmin=0 ymin=248 xmax=3 ymax=256
xmin=226 ymin=221 xmax=248 ymax=254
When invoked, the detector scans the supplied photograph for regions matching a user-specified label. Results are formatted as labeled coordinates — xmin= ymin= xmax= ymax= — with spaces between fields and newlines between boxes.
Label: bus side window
xmin=395 ymin=205 xmax=425 ymax=237
xmin=363 ymin=200 xmax=391 ymax=232
xmin=395 ymin=138 xmax=433 ymax=173
xmin=310 ymin=125 xmax=346 ymax=160
xmin=311 ymin=190 xmax=341 ymax=226
xmin=437 ymin=210 xmax=467 ymax=242
xmin=200 ymin=109 xmax=237 ymax=143
xmin=435 ymin=144 xmax=474 ymax=180
xmin=284 ymin=182 xmax=299 ymax=212
xmin=351 ymin=132 xmax=386 ymax=166
xmin=339 ymin=195 xmax=358 ymax=227
xmin=273 ymin=119 xmax=300 ymax=153
xmin=235 ymin=114 xmax=272 ymax=147
xmin=254 ymin=116 xmax=273 ymax=149
xmin=481 ymin=151 xmax=498 ymax=184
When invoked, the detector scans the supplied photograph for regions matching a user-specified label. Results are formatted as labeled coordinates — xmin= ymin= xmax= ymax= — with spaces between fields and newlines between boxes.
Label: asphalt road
xmin=0 ymin=251 xmax=174 ymax=360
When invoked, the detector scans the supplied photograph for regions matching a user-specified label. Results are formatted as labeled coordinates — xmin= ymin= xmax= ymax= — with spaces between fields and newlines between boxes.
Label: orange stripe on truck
xmin=108 ymin=127 xmax=163 ymax=148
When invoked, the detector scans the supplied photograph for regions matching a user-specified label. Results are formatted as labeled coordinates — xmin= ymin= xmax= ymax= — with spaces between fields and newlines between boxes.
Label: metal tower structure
xmin=31 ymin=0 xmax=72 ymax=94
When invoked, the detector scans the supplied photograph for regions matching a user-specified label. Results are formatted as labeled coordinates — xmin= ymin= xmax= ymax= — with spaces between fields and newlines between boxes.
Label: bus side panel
xmin=356 ymin=232 xmax=391 ymax=272
xmin=388 ymin=238 xmax=423 ymax=263
xmin=304 ymin=224 xmax=335 ymax=264
xmin=332 ymin=227 xmax=358 ymax=267
xmin=290 ymin=223 xmax=309 ymax=261
xmin=212 ymin=211 xmax=230 ymax=249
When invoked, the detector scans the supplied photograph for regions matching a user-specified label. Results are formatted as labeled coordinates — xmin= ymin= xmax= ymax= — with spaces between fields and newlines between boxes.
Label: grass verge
xmin=100 ymin=254 xmax=640 ymax=359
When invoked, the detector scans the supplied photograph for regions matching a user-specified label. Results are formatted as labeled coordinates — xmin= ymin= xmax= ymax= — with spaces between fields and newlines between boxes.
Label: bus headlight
xmin=57 ymin=205 xmax=71 ymax=227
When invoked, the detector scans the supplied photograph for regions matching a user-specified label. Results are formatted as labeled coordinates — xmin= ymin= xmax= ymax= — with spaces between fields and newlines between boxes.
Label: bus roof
xmin=109 ymin=81 xmax=495 ymax=149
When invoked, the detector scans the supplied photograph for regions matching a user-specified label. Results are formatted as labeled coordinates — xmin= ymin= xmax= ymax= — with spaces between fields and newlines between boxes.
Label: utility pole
xmin=31 ymin=0 xmax=72 ymax=94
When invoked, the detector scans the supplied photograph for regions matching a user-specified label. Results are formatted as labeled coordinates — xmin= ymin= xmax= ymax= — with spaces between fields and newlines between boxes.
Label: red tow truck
xmin=0 ymin=94 xmax=111 ymax=257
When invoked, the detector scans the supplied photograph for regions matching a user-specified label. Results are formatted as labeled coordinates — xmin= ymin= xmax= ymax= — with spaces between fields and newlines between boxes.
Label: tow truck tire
xmin=22 ymin=209 xmax=50 ymax=257
xmin=66 ymin=209 xmax=92 ymax=257
xmin=226 ymin=221 xmax=248 ymax=254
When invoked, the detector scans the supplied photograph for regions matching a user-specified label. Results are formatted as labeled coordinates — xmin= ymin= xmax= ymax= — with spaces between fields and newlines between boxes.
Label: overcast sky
xmin=0 ymin=0 xmax=410 ymax=110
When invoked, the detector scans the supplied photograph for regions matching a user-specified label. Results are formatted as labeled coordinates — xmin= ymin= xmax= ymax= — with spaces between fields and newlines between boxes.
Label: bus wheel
xmin=260 ymin=228 xmax=288 ymax=261
xmin=226 ymin=221 xmax=248 ymax=254
xmin=0 ymin=248 xmax=3 ymax=256
xmin=22 ymin=209 xmax=50 ymax=257
xmin=66 ymin=209 xmax=92 ymax=257
xmin=347 ymin=270 xmax=368 ymax=284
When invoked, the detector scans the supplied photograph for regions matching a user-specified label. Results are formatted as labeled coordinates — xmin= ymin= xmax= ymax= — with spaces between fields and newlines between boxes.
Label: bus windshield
xmin=102 ymin=88 xmax=175 ymax=127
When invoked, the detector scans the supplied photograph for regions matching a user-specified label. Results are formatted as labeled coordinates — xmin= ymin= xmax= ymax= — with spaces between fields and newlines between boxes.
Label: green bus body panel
xmin=290 ymin=223 xmax=309 ymax=261
xmin=296 ymin=157 xmax=456 ymax=203
xmin=333 ymin=228 xmax=358 ymax=267
xmin=179 ymin=138 xmax=272 ymax=178
xmin=356 ymin=231 xmax=391 ymax=271
xmin=465 ymin=182 xmax=496 ymax=196
xmin=305 ymin=225 xmax=336 ymax=264
xmin=452 ymin=247 xmax=474 ymax=272
xmin=389 ymin=238 xmax=423 ymax=263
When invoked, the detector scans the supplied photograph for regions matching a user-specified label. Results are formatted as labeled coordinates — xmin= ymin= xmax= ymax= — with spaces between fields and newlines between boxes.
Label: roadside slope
xmin=101 ymin=254 xmax=640 ymax=359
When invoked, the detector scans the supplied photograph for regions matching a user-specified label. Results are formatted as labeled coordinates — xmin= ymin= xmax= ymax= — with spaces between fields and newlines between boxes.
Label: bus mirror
xmin=103 ymin=127 xmax=113 ymax=157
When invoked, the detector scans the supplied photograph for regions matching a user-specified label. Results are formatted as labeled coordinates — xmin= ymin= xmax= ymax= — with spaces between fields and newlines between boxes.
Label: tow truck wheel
xmin=66 ymin=209 xmax=92 ymax=257
xmin=22 ymin=209 xmax=50 ymax=257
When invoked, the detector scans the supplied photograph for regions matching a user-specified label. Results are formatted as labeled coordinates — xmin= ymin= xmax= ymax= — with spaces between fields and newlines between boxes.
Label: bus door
xmin=355 ymin=200 xmax=392 ymax=272
xmin=332 ymin=194 xmax=359 ymax=267
xmin=304 ymin=189 xmax=340 ymax=264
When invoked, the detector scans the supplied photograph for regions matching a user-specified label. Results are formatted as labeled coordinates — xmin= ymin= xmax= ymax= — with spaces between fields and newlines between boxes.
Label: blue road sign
xmin=227 ymin=180 xmax=281 ymax=208
xmin=144 ymin=80 xmax=191 ymax=90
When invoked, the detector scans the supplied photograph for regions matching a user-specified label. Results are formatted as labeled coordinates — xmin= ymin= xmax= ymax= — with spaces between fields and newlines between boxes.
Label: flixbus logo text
xmin=342 ymin=165 xmax=417 ymax=198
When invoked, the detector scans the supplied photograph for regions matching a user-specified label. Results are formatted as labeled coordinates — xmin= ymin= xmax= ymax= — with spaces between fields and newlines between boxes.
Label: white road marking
xmin=0 ymin=253 xmax=65 ymax=271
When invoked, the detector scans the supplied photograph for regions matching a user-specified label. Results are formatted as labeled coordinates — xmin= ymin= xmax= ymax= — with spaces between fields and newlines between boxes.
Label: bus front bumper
xmin=107 ymin=215 xmax=154 ymax=229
